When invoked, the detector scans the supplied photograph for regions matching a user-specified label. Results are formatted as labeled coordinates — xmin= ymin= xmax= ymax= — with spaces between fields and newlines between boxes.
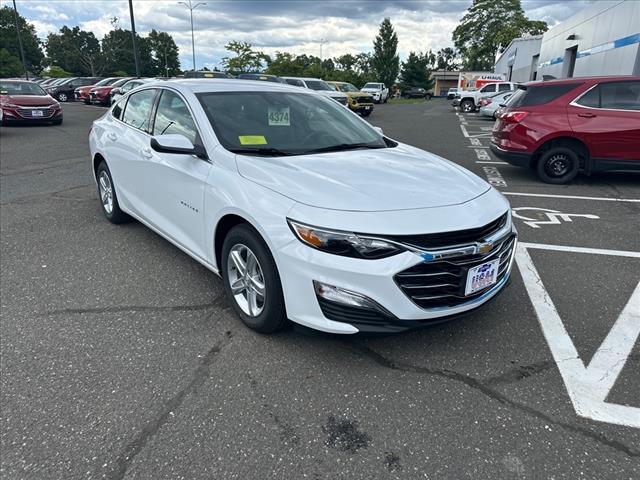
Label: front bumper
xmin=1 ymin=107 xmax=62 ymax=123
xmin=277 ymin=217 xmax=517 ymax=334
xmin=452 ymin=98 xmax=461 ymax=107
xmin=490 ymin=143 xmax=532 ymax=168
xmin=350 ymin=104 xmax=374 ymax=113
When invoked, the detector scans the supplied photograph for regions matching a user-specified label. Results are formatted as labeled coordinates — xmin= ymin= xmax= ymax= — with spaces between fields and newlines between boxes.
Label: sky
xmin=16 ymin=0 xmax=590 ymax=70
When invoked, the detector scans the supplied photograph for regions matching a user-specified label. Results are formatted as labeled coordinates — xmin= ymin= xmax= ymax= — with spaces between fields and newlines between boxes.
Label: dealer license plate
xmin=465 ymin=259 xmax=499 ymax=295
xmin=365 ymin=106 xmax=371 ymax=110
xmin=32 ymin=110 xmax=43 ymax=117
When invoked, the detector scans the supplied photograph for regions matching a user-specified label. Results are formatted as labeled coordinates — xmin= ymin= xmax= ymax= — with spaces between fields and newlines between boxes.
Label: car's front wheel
xmin=536 ymin=147 xmax=580 ymax=184
xmin=57 ymin=92 xmax=68 ymax=102
xmin=460 ymin=99 xmax=474 ymax=113
xmin=96 ymin=161 xmax=130 ymax=223
xmin=221 ymin=224 xmax=287 ymax=333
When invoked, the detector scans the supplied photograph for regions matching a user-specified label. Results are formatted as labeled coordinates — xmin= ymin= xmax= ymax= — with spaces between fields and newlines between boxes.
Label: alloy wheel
xmin=227 ymin=244 xmax=266 ymax=317
xmin=58 ymin=93 xmax=67 ymax=102
xmin=98 ymin=171 xmax=114 ymax=214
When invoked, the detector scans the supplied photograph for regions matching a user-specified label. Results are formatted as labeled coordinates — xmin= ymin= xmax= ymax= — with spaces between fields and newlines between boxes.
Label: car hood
xmin=361 ymin=88 xmax=381 ymax=93
xmin=346 ymin=92 xmax=373 ymax=99
xmin=236 ymin=144 xmax=490 ymax=212
xmin=0 ymin=95 xmax=56 ymax=106
xmin=91 ymin=86 xmax=112 ymax=93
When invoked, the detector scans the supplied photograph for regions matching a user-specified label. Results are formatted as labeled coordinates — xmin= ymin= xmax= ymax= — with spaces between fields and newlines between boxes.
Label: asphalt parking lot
xmin=1 ymin=99 xmax=638 ymax=479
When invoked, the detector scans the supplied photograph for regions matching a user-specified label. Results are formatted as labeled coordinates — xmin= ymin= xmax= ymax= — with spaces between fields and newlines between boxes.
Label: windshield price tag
xmin=268 ymin=107 xmax=290 ymax=126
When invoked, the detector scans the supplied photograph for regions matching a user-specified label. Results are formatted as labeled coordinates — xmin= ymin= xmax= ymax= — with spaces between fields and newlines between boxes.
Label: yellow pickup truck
xmin=327 ymin=81 xmax=374 ymax=116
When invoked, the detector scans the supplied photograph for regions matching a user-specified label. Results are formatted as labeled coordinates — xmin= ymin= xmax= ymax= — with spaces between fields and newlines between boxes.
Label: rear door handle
xmin=578 ymin=113 xmax=597 ymax=118
xmin=107 ymin=132 xmax=117 ymax=141
xmin=141 ymin=147 xmax=153 ymax=158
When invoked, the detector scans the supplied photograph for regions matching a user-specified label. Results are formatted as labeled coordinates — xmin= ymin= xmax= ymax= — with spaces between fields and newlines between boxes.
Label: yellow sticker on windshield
xmin=239 ymin=135 xmax=267 ymax=145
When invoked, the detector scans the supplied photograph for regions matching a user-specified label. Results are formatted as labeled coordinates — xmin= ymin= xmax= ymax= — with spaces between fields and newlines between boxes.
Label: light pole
xmin=128 ymin=0 xmax=141 ymax=77
xmin=11 ymin=0 xmax=28 ymax=80
xmin=178 ymin=0 xmax=206 ymax=71
xmin=319 ymin=38 xmax=326 ymax=61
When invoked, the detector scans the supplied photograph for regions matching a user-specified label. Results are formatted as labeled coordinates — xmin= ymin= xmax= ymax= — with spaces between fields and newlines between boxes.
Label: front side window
xmin=285 ymin=79 xmax=304 ymax=87
xmin=362 ymin=83 xmax=381 ymax=90
xmin=153 ymin=90 xmax=199 ymax=144
xmin=197 ymin=91 xmax=387 ymax=156
xmin=122 ymin=89 xmax=156 ymax=132
xmin=338 ymin=83 xmax=359 ymax=93
xmin=481 ymin=84 xmax=496 ymax=93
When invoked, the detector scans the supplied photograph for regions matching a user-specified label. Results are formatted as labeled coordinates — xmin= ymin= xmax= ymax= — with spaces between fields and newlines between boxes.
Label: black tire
xmin=221 ymin=224 xmax=287 ymax=334
xmin=383 ymin=96 xmax=388 ymax=103
xmin=361 ymin=110 xmax=372 ymax=117
xmin=535 ymin=147 xmax=580 ymax=184
xmin=57 ymin=92 xmax=68 ymax=102
xmin=96 ymin=160 xmax=130 ymax=223
xmin=460 ymin=99 xmax=474 ymax=113
xmin=52 ymin=118 xmax=63 ymax=125
xmin=83 ymin=99 xmax=91 ymax=105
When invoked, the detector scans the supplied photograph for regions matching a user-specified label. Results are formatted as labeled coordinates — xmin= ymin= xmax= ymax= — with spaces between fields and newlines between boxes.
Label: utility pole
xmin=178 ymin=0 xmax=206 ymax=71
xmin=128 ymin=0 xmax=141 ymax=77
xmin=11 ymin=0 xmax=29 ymax=80
xmin=319 ymin=38 xmax=326 ymax=61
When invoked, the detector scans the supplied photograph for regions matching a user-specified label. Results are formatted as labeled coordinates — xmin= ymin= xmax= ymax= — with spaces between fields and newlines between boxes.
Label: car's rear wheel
xmin=221 ymin=224 xmax=286 ymax=333
xmin=460 ymin=99 xmax=474 ymax=113
xmin=536 ymin=147 xmax=579 ymax=184
xmin=57 ymin=92 xmax=68 ymax=102
xmin=96 ymin=161 xmax=130 ymax=223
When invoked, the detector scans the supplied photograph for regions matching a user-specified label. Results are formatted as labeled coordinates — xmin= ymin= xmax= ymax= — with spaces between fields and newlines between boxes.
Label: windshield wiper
xmin=228 ymin=147 xmax=294 ymax=157
xmin=303 ymin=142 xmax=386 ymax=154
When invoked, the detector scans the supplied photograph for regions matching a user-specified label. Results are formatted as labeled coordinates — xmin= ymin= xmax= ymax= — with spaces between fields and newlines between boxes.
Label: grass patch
xmin=386 ymin=97 xmax=437 ymax=105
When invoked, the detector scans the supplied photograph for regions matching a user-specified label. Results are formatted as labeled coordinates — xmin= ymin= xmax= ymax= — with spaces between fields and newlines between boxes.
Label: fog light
xmin=313 ymin=281 xmax=380 ymax=310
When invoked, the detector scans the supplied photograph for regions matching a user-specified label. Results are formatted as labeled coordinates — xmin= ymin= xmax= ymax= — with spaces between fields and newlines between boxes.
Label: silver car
xmin=478 ymin=90 xmax=515 ymax=119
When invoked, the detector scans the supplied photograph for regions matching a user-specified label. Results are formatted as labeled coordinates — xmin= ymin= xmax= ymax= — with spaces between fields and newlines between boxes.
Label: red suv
xmin=491 ymin=76 xmax=640 ymax=184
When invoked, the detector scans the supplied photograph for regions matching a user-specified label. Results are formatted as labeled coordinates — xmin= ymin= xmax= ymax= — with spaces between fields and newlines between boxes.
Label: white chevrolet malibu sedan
xmin=89 ymin=79 xmax=517 ymax=334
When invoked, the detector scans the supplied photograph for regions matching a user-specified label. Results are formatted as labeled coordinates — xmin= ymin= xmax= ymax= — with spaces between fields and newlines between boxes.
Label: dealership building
xmin=494 ymin=0 xmax=640 ymax=80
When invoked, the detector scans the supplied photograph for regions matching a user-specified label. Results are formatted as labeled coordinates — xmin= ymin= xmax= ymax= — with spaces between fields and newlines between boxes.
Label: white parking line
xmin=503 ymin=192 xmax=640 ymax=203
xmin=476 ymin=161 xmax=507 ymax=164
xmin=519 ymin=242 xmax=640 ymax=258
xmin=459 ymin=124 xmax=469 ymax=138
xmin=516 ymin=243 xmax=640 ymax=428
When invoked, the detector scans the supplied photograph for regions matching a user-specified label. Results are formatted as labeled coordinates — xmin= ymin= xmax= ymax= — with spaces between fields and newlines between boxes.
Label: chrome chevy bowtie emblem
xmin=478 ymin=242 xmax=493 ymax=255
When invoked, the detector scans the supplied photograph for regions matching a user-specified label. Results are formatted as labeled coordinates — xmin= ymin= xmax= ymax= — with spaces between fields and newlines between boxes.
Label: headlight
xmin=287 ymin=219 xmax=404 ymax=259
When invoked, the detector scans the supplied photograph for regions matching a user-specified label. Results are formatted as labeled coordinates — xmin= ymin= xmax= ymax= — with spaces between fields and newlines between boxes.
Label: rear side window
xmin=508 ymin=83 xmax=581 ymax=107
xmin=498 ymin=83 xmax=512 ymax=92
xmin=122 ymin=89 xmax=156 ymax=132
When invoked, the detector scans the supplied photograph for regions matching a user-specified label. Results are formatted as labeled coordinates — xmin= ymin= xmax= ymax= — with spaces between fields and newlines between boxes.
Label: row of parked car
xmin=451 ymin=76 xmax=640 ymax=184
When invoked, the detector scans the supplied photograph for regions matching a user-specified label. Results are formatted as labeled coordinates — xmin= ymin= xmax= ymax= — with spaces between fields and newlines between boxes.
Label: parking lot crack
xmin=345 ymin=342 xmax=640 ymax=458
xmin=483 ymin=360 xmax=555 ymax=386
xmin=106 ymin=339 xmax=228 ymax=480
xmin=40 ymin=297 xmax=228 ymax=317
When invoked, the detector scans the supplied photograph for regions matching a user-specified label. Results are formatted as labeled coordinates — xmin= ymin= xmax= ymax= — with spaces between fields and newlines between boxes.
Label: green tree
xmin=221 ymin=41 xmax=268 ymax=74
xmin=334 ymin=53 xmax=357 ymax=71
xmin=435 ymin=47 xmax=461 ymax=71
xmin=0 ymin=5 xmax=44 ymax=75
xmin=371 ymin=18 xmax=400 ymax=87
xmin=453 ymin=0 xmax=547 ymax=70
xmin=265 ymin=52 xmax=304 ymax=76
xmin=101 ymin=27 xmax=155 ymax=76
xmin=147 ymin=29 xmax=180 ymax=77
xmin=399 ymin=51 xmax=435 ymax=90
xmin=45 ymin=26 xmax=101 ymax=76
xmin=41 ymin=65 xmax=72 ymax=77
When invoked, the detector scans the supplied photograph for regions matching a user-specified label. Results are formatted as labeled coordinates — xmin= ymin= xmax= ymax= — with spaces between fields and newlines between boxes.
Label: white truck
xmin=361 ymin=82 xmax=389 ymax=103
xmin=452 ymin=72 xmax=517 ymax=112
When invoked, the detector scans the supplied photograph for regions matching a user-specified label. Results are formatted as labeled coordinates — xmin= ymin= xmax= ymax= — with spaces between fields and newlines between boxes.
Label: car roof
xmin=526 ymin=75 xmax=639 ymax=87
xmin=282 ymin=77 xmax=324 ymax=81
xmin=146 ymin=78 xmax=309 ymax=94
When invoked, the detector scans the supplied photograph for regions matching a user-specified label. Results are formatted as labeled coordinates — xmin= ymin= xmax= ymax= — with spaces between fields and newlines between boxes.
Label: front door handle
xmin=107 ymin=132 xmax=117 ymax=141
xmin=578 ymin=113 xmax=597 ymax=118
xmin=141 ymin=147 xmax=153 ymax=158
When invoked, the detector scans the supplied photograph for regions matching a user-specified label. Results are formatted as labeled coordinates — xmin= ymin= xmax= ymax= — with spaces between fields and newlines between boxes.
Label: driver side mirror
xmin=150 ymin=134 xmax=208 ymax=159
xmin=111 ymin=88 xmax=122 ymax=95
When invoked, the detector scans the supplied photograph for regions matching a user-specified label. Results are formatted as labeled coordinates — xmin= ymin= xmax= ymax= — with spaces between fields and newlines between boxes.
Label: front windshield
xmin=94 ymin=77 xmax=117 ymax=87
xmin=363 ymin=83 xmax=380 ymax=89
xmin=304 ymin=80 xmax=333 ymax=91
xmin=0 ymin=81 xmax=47 ymax=96
xmin=197 ymin=91 xmax=388 ymax=156
xmin=111 ymin=78 xmax=131 ymax=87
xmin=339 ymin=83 xmax=360 ymax=93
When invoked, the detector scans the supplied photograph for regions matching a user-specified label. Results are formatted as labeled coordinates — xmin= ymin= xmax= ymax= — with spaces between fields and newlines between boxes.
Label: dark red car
xmin=75 ymin=77 xmax=119 ymax=104
xmin=1 ymin=79 xmax=63 ymax=126
xmin=88 ymin=77 xmax=132 ymax=106
xmin=490 ymin=76 xmax=640 ymax=184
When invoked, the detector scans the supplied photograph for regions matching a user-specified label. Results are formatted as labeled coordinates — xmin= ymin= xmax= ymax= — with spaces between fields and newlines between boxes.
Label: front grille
xmin=17 ymin=107 xmax=55 ymax=118
xmin=334 ymin=97 xmax=348 ymax=105
xmin=394 ymin=234 xmax=515 ymax=309
xmin=355 ymin=96 xmax=374 ymax=104
xmin=384 ymin=213 xmax=507 ymax=250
